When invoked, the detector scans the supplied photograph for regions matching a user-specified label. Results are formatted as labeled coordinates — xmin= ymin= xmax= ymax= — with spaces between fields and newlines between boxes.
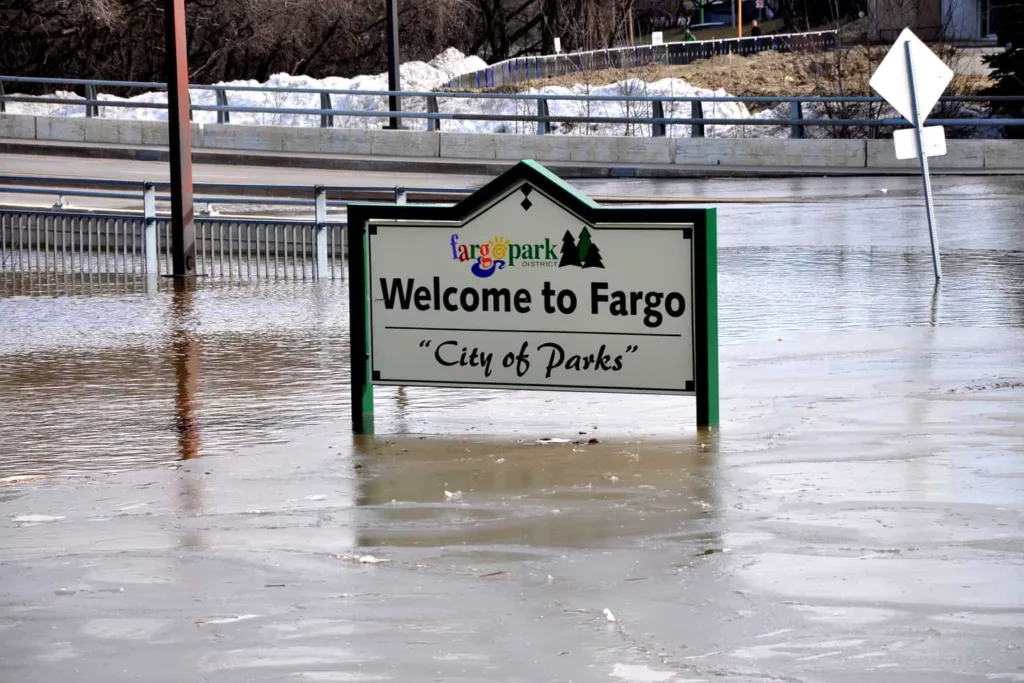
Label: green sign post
xmin=348 ymin=161 xmax=718 ymax=434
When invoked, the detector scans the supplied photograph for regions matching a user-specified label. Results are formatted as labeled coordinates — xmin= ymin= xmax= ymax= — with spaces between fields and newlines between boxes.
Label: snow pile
xmin=429 ymin=48 xmax=489 ymax=80
xmin=6 ymin=49 xmax=489 ymax=127
xmin=6 ymin=48 xmax=761 ymax=136
xmin=432 ymin=77 xmax=754 ymax=138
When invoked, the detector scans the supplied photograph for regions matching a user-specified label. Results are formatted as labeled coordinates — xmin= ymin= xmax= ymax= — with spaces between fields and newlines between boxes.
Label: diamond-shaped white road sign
xmin=869 ymin=28 xmax=953 ymax=124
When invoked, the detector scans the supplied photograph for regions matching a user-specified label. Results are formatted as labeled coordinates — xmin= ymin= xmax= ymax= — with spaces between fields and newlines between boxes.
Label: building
xmin=870 ymin=0 xmax=1005 ymax=42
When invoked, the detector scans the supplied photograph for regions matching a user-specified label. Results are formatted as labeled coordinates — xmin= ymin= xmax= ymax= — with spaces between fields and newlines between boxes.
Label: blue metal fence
xmin=447 ymin=30 xmax=839 ymax=90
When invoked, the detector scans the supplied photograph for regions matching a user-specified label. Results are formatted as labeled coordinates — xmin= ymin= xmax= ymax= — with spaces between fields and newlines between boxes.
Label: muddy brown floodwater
xmin=1 ymin=175 xmax=1023 ymax=682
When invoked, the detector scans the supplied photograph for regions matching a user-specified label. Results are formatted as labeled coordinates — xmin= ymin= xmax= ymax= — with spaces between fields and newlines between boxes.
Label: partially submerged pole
xmin=904 ymin=40 xmax=942 ymax=280
xmin=164 ymin=0 xmax=196 ymax=277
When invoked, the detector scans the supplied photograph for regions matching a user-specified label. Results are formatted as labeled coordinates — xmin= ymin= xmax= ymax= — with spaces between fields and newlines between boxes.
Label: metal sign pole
xmin=904 ymin=40 xmax=942 ymax=281
xmin=385 ymin=0 xmax=402 ymax=130
xmin=164 ymin=0 xmax=196 ymax=277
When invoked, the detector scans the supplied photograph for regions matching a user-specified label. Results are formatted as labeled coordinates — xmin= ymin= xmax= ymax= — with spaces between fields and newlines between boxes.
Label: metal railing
xmin=2 ymin=75 xmax=1022 ymax=139
xmin=1 ymin=181 xmax=462 ymax=280
xmin=447 ymin=30 xmax=838 ymax=89
xmin=0 ymin=209 xmax=343 ymax=281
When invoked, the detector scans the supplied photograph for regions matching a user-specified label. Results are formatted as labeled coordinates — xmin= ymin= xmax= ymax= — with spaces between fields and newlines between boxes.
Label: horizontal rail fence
xmin=175 ymin=219 xmax=342 ymax=280
xmin=448 ymin=31 xmax=838 ymax=90
xmin=0 ymin=211 xmax=346 ymax=280
xmin=2 ymin=75 xmax=1022 ymax=138
xmin=0 ymin=181 xmax=464 ymax=280
xmin=1 ymin=211 xmax=145 ymax=277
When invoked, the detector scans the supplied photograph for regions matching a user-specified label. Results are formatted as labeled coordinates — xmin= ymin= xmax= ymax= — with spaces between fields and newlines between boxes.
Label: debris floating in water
xmin=12 ymin=514 xmax=66 ymax=524
xmin=444 ymin=490 xmax=464 ymax=501
xmin=336 ymin=553 xmax=390 ymax=565
xmin=1 ymin=475 xmax=45 ymax=485
xmin=603 ymin=608 xmax=617 ymax=623
xmin=197 ymin=614 xmax=261 ymax=625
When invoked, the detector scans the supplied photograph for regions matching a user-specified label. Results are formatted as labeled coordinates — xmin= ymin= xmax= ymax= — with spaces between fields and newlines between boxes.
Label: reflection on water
xmin=353 ymin=439 xmax=721 ymax=550
xmin=0 ymin=276 xmax=352 ymax=476
xmin=172 ymin=279 xmax=203 ymax=461
xmin=1 ymin=176 xmax=1023 ymax=476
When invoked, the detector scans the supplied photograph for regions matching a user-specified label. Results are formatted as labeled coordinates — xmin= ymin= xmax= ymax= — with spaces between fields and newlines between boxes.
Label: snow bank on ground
xmin=8 ymin=48 xmax=488 ymax=124
xmin=3 ymin=48 xmax=994 ymax=139
xmin=5 ymin=48 xmax=762 ymax=137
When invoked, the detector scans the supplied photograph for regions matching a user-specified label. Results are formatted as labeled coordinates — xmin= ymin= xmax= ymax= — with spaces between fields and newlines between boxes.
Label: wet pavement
xmin=1 ymin=175 xmax=1023 ymax=682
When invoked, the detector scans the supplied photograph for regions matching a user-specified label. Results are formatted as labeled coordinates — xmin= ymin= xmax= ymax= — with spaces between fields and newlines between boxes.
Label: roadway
xmin=0 ymin=151 xmax=491 ymax=214
xmin=0 ymin=150 xmax=828 ymax=215
xmin=3 ymin=149 xmax=1024 ymax=220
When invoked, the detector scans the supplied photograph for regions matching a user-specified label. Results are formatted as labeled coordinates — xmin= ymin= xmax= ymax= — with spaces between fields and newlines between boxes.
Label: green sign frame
xmin=347 ymin=161 xmax=718 ymax=434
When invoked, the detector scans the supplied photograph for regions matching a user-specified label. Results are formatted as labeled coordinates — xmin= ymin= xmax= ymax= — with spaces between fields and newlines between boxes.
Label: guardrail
xmin=1 ymin=180 xmax=466 ymax=281
xmin=3 ymin=179 xmax=544 ymax=280
xmin=3 ymin=76 xmax=1022 ymax=139
xmin=446 ymin=30 xmax=838 ymax=89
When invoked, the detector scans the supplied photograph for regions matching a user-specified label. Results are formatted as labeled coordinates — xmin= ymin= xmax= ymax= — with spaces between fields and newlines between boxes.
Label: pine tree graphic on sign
xmin=577 ymin=227 xmax=593 ymax=261
xmin=558 ymin=230 xmax=581 ymax=267
xmin=577 ymin=227 xmax=604 ymax=268
xmin=582 ymin=239 xmax=605 ymax=269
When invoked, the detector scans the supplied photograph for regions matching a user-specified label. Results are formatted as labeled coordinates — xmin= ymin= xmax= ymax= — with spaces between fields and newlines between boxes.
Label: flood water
xmin=1 ymin=175 xmax=1023 ymax=682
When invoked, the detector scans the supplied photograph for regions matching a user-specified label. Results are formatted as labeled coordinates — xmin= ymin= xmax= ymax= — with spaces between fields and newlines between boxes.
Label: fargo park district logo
xmin=450 ymin=227 xmax=605 ymax=278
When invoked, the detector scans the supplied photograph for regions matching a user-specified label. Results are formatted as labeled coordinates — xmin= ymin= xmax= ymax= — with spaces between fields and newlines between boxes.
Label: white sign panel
xmin=652 ymin=31 xmax=664 ymax=45
xmin=367 ymin=184 xmax=695 ymax=394
xmin=893 ymin=125 xmax=947 ymax=159
xmin=869 ymin=27 xmax=953 ymax=124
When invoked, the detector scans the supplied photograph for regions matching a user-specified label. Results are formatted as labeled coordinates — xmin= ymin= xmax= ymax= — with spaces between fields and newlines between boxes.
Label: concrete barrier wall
xmin=0 ymin=114 xmax=35 ymax=140
xmin=445 ymin=133 xmax=674 ymax=164
xmin=865 ymin=139 xmax=986 ymax=169
xmin=676 ymin=139 xmax=867 ymax=167
xmin=31 ymin=116 xmax=203 ymax=147
xmin=979 ymin=140 xmax=1024 ymax=169
xmin=3 ymin=114 xmax=1022 ymax=171
xmin=865 ymin=139 xmax=1024 ymax=170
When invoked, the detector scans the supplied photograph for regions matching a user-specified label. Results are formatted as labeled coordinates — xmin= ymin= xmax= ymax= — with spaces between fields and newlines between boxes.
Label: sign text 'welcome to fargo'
xmin=347 ymin=161 xmax=718 ymax=432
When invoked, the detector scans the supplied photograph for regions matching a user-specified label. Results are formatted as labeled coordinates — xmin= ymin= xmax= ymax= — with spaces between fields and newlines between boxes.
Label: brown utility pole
xmin=386 ymin=0 xmax=402 ymax=129
xmin=164 ymin=0 xmax=196 ymax=277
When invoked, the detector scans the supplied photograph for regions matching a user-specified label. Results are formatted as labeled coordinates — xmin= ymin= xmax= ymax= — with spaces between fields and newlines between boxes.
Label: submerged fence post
xmin=143 ymin=181 xmax=158 ymax=276
xmin=314 ymin=185 xmax=328 ymax=279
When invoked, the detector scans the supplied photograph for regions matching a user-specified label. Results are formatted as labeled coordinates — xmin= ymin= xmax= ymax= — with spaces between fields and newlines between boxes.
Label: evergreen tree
xmin=577 ymin=227 xmax=593 ymax=262
xmin=582 ymin=241 xmax=604 ymax=269
xmin=558 ymin=230 xmax=581 ymax=267
xmin=983 ymin=3 xmax=1024 ymax=139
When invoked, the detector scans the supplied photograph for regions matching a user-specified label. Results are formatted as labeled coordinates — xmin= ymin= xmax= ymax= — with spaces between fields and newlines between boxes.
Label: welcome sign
xmin=348 ymin=161 xmax=718 ymax=432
